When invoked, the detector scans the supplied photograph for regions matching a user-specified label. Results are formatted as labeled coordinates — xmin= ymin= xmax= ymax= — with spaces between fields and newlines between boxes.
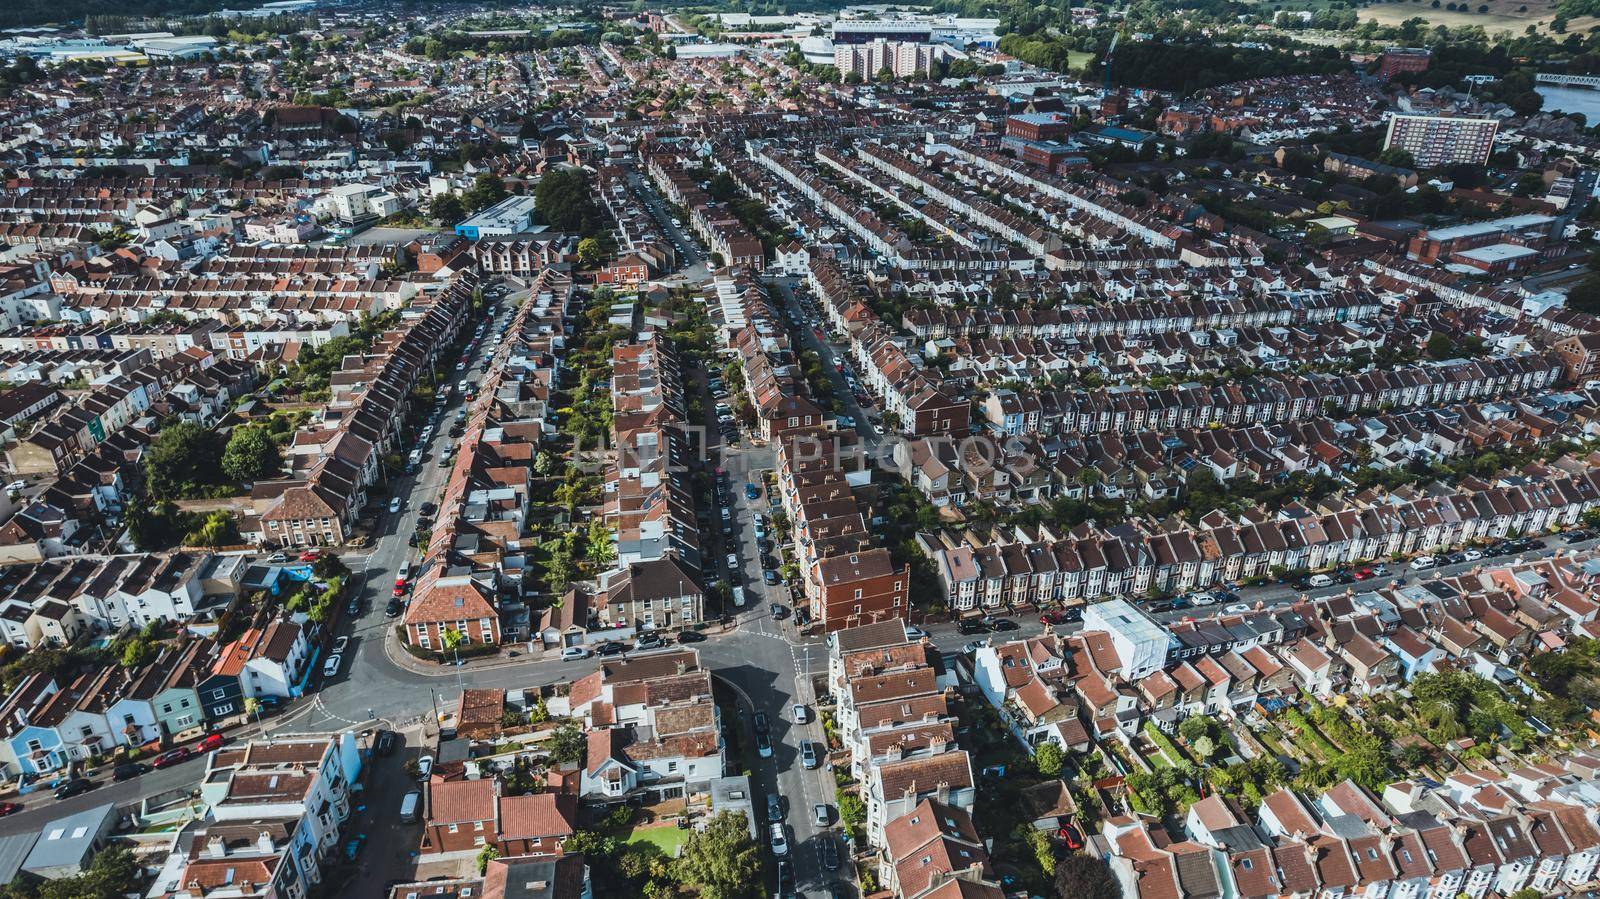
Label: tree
xmin=119 ymin=637 xmax=154 ymax=669
xmin=184 ymin=511 xmax=240 ymax=548
xmin=1425 ymin=332 xmax=1456 ymax=360
xmin=586 ymin=518 xmax=615 ymax=569
xmin=222 ymin=426 xmax=281 ymax=483
xmin=576 ymin=237 xmax=605 ymax=268
xmin=534 ymin=167 xmax=603 ymax=236
xmin=1055 ymin=853 xmax=1121 ymax=899
xmin=145 ymin=421 xmax=226 ymax=499
xmin=429 ymin=192 xmax=467 ymax=224
xmin=442 ymin=627 xmax=464 ymax=652
xmin=464 ymin=173 xmax=507 ymax=213
xmin=476 ymin=844 xmax=500 ymax=875
xmin=675 ymin=811 xmax=763 ymax=899
xmin=1034 ymin=741 xmax=1065 ymax=777
xmin=547 ymin=721 xmax=585 ymax=765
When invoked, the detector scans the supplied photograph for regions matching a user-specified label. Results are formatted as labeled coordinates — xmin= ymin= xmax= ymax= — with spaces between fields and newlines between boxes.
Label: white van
xmin=1307 ymin=573 xmax=1335 ymax=588
xmin=731 ymin=586 xmax=746 ymax=608
xmin=399 ymin=790 xmax=421 ymax=824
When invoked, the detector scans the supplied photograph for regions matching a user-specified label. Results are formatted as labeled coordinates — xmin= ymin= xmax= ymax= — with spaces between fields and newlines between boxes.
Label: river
xmin=1536 ymin=84 xmax=1600 ymax=120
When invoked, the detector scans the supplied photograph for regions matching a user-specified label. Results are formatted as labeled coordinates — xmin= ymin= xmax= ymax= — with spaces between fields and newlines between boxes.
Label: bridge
xmin=1537 ymin=72 xmax=1600 ymax=90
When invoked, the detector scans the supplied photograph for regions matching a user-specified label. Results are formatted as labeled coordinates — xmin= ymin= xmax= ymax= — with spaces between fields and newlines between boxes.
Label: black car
xmin=113 ymin=762 xmax=148 ymax=781
xmin=770 ymin=603 xmax=789 ymax=620
xmin=595 ymin=641 xmax=627 ymax=656
xmin=757 ymin=538 xmax=774 ymax=554
xmin=761 ymin=555 xmax=780 ymax=570
xmin=958 ymin=619 xmax=990 ymax=635
xmin=819 ymin=835 xmax=839 ymax=871
xmin=419 ymin=502 xmax=437 ymax=516
xmin=776 ymin=861 xmax=795 ymax=897
xmin=346 ymin=598 xmax=362 ymax=617
xmin=385 ymin=598 xmax=404 ymax=618
xmin=753 ymin=711 xmax=770 ymax=734
xmin=54 ymin=778 xmax=93 ymax=799
xmin=988 ymin=617 xmax=1020 ymax=632
xmin=676 ymin=629 xmax=705 ymax=643
xmin=375 ymin=730 xmax=398 ymax=757
xmin=1564 ymin=530 xmax=1592 ymax=544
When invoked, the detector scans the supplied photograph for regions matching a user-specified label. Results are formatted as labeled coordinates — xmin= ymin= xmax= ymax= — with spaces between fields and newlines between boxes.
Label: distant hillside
xmin=1 ymin=0 xmax=232 ymax=29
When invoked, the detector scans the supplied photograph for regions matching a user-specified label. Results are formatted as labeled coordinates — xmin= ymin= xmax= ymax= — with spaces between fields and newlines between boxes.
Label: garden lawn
xmin=624 ymin=824 xmax=690 ymax=857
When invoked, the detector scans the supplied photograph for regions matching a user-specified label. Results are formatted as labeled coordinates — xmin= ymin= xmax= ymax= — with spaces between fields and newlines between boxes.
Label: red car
xmin=195 ymin=733 xmax=226 ymax=752
xmin=392 ymin=584 xmax=407 ymax=597
xmin=1353 ymin=568 xmax=1374 ymax=580
xmin=0 ymin=801 xmax=19 ymax=817
xmin=151 ymin=747 xmax=192 ymax=769
xmin=299 ymin=550 xmax=324 ymax=562
xmin=1039 ymin=611 xmax=1064 ymax=625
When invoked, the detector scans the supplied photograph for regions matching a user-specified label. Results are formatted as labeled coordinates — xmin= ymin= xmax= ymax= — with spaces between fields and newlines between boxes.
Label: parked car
xmin=54 ymin=778 xmax=93 ymax=799
xmin=1411 ymin=555 xmax=1437 ymax=570
xmin=1462 ymin=548 xmax=1484 ymax=561
xmin=964 ymin=640 xmax=987 ymax=654
xmin=819 ymin=835 xmax=839 ymax=871
xmin=800 ymin=740 xmax=821 ymax=769
xmin=323 ymin=654 xmax=342 ymax=678
xmin=595 ymin=641 xmax=626 ymax=656
xmin=388 ymin=497 xmax=402 ymax=514
xmin=0 ymin=801 xmax=20 ymax=817
xmin=812 ymin=804 xmax=830 ymax=828
xmin=331 ymin=635 xmax=349 ymax=655
xmin=267 ymin=552 xmax=289 ymax=564
xmin=987 ymin=617 xmax=1019 ymax=632
xmin=113 ymin=762 xmax=148 ymax=781
xmin=633 ymin=634 xmax=664 ymax=652
xmin=299 ymin=550 xmax=324 ymax=562
xmin=770 ymin=603 xmax=789 ymax=621
xmin=415 ymin=755 xmax=434 ymax=780
xmin=769 ymin=824 xmax=789 ymax=856
xmin=768 ymin=795 xmax=784 ymax=823
xmin=561 ymin=645 xmax=590 ymax=661
xmin=385 ymin=598 xmax=404 ymax=618
xmin=676 ymin=629 xmax=705 ymax=643
xmin=152 ymin=747 xmax=192 ymax=769
xmin=375 ymin=730 xmax=398 ymax=757
xmin=791 ymin=703 xmax=809 ymax=724
xmin=195 ymin=733 xmax=225 ymax=752
xmin=958 ymin=619 xmax=990 ymax=636
xmin=745 ymin=483 xmax=761 ymax=500
xmin=753 ymin=711 xmax=770 ymax=734
xmin=755 ymin=732 xmax=773 ymax=758
xmin=763 ymin=570 xmax=780 ymax=586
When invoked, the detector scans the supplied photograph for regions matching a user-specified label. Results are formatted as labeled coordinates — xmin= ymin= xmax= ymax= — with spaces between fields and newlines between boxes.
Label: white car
xmin=389 ymin=497 xmax=402 ymax=514
xmin=331 ymin=636 xmax=349 ymax=655
xmin=769 ymin=824 xmax=789 ymax=856
xmin=416 ymin=755 xmax=434 ymax=780
xmin=791 ymin=703 xmax=809 ymax=724
xmin=3 ymin=480 xmax=24 ymax=494
xmin=904 ymin=625 xmax=927 ymax=640
xmin=726 ymin=553 xmax=739 ymax=571
xmin=322 ymin=654 xmax=342 ymax=678
xmin=1461 ymin=548 xmax=1484 ymax=561
xmin=1224 ymin=603 xmax=1252 ymax=614
xmin=561 ymin=645 xmax=590 ymax=661
xmin=1411 ymin=555 xmax=1437 ymax=570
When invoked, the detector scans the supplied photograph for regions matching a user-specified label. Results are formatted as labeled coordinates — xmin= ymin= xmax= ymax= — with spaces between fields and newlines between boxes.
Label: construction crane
xmin=1102 ymin=31 xmax=1120 ymax=93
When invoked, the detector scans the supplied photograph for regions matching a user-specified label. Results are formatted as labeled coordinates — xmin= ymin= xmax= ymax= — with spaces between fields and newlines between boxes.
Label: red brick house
xmin=815 ymin=547 xmax=909 ymax=633
xmin=403 ymin=568 xmax=501 ymax=650
xmin=424 ymin=779 xmax=497 ymax=852
xmin=496 ymin=793 xmax=578 ymax=856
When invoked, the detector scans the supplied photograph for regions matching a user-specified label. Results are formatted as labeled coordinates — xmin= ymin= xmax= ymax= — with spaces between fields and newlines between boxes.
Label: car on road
xmin=770 ymin=603 xmax=789 ymax=621
xmin=196 ymin=733 xmax=226 ymax=752
xmin=419 ymin=502 xmax=436 ymax=516
xmin=54 ymin=778 xmax=93 ymax=799
xmin=346 ymin=597 xmax=362 ymax=617
xmin=1040 ymin=610 xmax=1065 ymax=625
xmin=745 ymin=483 xmax=761 ymax=500
xmin=1462 ymin=548 xmax=1484 ymax=561
xmin=385 ymin=598 xmax=404 ymax=618
xmin=819 ymin=835 xmax=839 ymax=871
xmin=676 ymin=629 xmax=705 ymax=643
xmin=3 ymin=480 xmax=25 ymax=494
xmin=1224 ymin=603 xmax=1252 ymax=614
xmin=800 ymin=740 xmax=821 ymax=769
xmin=1566 ymin=530 xmax=1593 ymax=544
xmin=812 ymin=803 xmax=830 ymax=827
xmin=331 ymin=635 xmax=349 ymax=655
xmin=388 ymin=497 xmax=402 ymax=514
xmin=595 ymin=641 xmax=626 ymax=656
xmin=1306 ymin=573 xmax=1335 ymax=588
xmin=755 ymin=732 xmax=773 ymax=758
xmin=763 ymin=570 xmax=780 ymax=586
xmin=958 ymin=619 xmax=990 ymax=635
xmin=964 ymin=640 xmax=987 ymax=654
xmin=987 ymin=617 xmax=1019 ymax=632
xmin=0 ymin=801 xmax=19 ymax=817
xmin=152 ymin=747 xmax=192 ymax=769
xmin=768 ymin=795 xmax=784 ymax=823
xmin=323 ymin=654 xmax=342 ymax=678
xmin=114 ymin=762 xmax=149 ymax=781
xmin=769 ymin=824 xmax=788 ymax=856
xmin=792 ymin=703 xmax=809 ymax=723
xmin=633 ymin=634 xmax=664 ymax=652
xmin=299 ymin=550 xmax=324 ymax=562
xmin=561 ymin=645 xmax=590 ymax=661
xmin=1411 ymin=555 xmax=1438 ymax=570
xmin=753 ymin=711 xmax=770 ymax=734
xmin=375 ymin=730 xmax=398 ymax=757
xmin=1372 ymin=565 xmax=1391 ymax=577
xmin=416 ymin=755 xmax=434 ymax=780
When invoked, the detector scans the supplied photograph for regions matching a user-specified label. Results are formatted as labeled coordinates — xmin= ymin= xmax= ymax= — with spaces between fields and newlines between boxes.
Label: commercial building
xmin=831 ymin=20 xmax=933 ymax=44
xmin=455 ymin=195 xmax=542 ymax=240
xmin=1377 ymin=47 xmax=1430 ymax=79
xmin=1382 ymin=113 xmax=1499 ymax=168
xmin=834 ymin=40 xmax=939 ymax=79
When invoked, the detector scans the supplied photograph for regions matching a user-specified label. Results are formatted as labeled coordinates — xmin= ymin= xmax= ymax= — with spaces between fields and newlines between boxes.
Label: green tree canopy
xmin=1054 ymin=853 xmax=1120 ymax=899
xmin=145 ymin=420 xmax=227 ymax=499
xmin=222 ymin=426 xmax=282 ymax=483
xmin=675 ymin=811 xmax=763 ymax=899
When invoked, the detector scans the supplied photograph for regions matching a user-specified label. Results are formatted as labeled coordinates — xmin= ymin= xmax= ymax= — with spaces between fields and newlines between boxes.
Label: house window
xmin=448 ymin=824 xmax=459 ymax=833
xmin=854 ymin=589 xmax=862 ymax=599
xmin=25 ymin=739 xmax=41 ymax=753
xmin=162 ymin=704 xmax=172 ymax=714
xmin=668 ymin=761 xmax=678 ymax=772
xmin=211 ymin=688 xmax=228 ymax=700
xmin=176 ymin=715 xmax=194 ymax=727
xmin=214 ymin=703 xmax=234 ymax=716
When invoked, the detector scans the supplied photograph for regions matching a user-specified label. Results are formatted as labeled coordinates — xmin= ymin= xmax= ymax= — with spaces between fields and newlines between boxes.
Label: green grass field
xmin=624 ymin=824 xmax=690 ymax=857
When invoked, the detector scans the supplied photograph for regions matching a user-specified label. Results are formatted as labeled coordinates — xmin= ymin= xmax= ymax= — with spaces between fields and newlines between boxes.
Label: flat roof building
xmin=1382 ymin=113 xmax=1498 ymax=168
xmin=455 ymin=195 xmax=542 ymax=241
xmin=1082 ymin=598 xmax=1169 ymax=681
